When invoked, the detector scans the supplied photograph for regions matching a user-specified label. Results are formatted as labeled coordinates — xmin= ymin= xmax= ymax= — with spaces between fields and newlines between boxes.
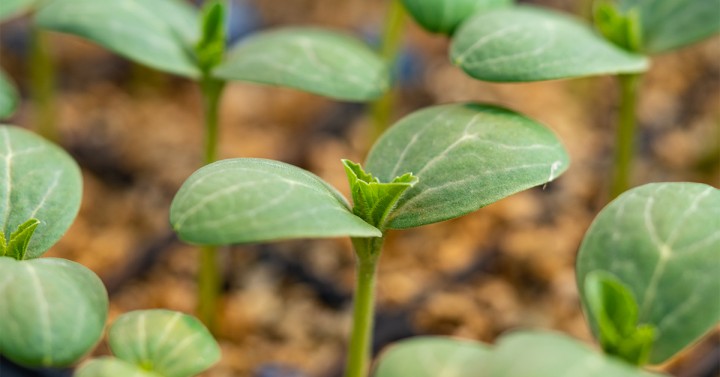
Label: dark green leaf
xmin=374 ymin=336 xmax=490 ymax=377
xmin=195 ymin=1 xmax=226 ymax=73
xmin=400 ymin=0 xmax=512 ymax=35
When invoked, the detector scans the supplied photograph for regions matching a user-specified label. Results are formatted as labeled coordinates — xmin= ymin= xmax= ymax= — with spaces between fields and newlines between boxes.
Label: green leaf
xmin=0 ymin=0 xmax=36 ymax=21
xmin=450 ymin=5 xmax=649 ymax=82
xmin=594 ymin=1 xmax=643 ymax=52
xmin=0 ymin=257 xmax=108 ymax=367
xmin=108 ymin=310 xmax=220 ymax=377
xmin=214 ymin=28 xmax=389 ymax=101
xmin=342 ymin=159 xmax=417 ymax=229
xmin=400 ymin=0 xmax=512 ymax=35
xmin=577 ymin=183 xmax=720 ymax=364
xmin=36 ymin=0 xmax=200 ymax=78
xmin=488 ymin=331 xmax=666 ymax=377
xmin=0 ymin=68 xmax=19 ymax=119
xmin=75 ymin=357 xmax=163 ymax=377
xmin=6 ymin=218 xmax=40 ymax=260
xmin=170 ymin=158 xmax=381 ymax=245
xmin=0 ymin=126 xmax=82 ymax=258
xmin=618 ymin=0 xmax=720 ymax=54
xmin=374 ymin=336 xmax=490 ymax=377
xmin=365 ymin=103 xmax=569 ymax=229
xmin=195 ymin=0 xmax=226 ymax=73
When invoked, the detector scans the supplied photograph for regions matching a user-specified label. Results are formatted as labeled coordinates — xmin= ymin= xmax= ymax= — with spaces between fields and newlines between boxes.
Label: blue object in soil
xmin=361 ymin=28 xmax=425 ymax=89
xmin=254 ymin=363 xmax=307 ymax=377
xmin=226 ymin=0 xmax=263 ymax=44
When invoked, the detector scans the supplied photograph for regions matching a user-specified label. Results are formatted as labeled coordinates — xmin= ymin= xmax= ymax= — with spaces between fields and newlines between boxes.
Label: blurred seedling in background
xmin=375 ymin=182 xmax=720 ymax=376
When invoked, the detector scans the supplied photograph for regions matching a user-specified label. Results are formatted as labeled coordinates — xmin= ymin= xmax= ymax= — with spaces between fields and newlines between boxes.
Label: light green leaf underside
xmin=577 ymin=183 xmax=720 ymax=364
xmin=0 ymin=69 xmax=19 ymax=119
xmin=365 ymin=103 xmax=569 ymax=229
xmin=0 ymin=257 xmax=108 ymax=367
xmin=214 ymin=28 xmax=389 ymax=101
xmin=36 ymin=0 xmax=200 ymax=78
xmin=0 ymin=126 xmax=82 ymax=258
xmin=108 ymin=310 xmax=220 ymax=377
xmin=450 ymin=5 xmax=649 ymax=82
xmin=0 ymin=0 xmax=36 ymax=21
xmin=619 ymin=0 xmax=720 ymax=53
xmin=170 ymin=158 xmax=381 ymax=245
xmin=75 ymin=357 xmax=163 ymax=377
xmin=400 ymin=0 xmax=512 ymax=35
xmin=374 ymin=337 xmax=490 ymax=377
xmin=489 ymin=331 xmax=665 ymax=377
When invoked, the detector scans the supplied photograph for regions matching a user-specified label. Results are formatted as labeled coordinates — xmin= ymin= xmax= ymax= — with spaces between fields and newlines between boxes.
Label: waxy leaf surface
xmin=450 ymin=6 xmax=649 ymax=82
xmin=214 ymin=28 xmax=389 ymax=101
xmin=400 ymin=0 xmax=512 ymax=35
xmin=577 ymin=183 xmax=720 ymax=364
xmin=0 ymin=0 xmax=35 ymax=21
xmin=108 ymin=310 xmax=220 ymax=377
xmin=171 ymin=158 xmax=381 ymax=245
xmin=36 ymin=0 xmax=200 ymax=78
xmin=0 ymin=257 xmax=108 ymax=367
xmin=374 ymin=337 xmax=490 ymax=377
xmin=0 ymin=69 xmax=18 ymax=119
xmin=75 ymin=358 xmax=162 ymax=377
xmin=365 ymin=103 xmax=569 ymax=229
xmin=619 ymin=0 xmax=720 ymax=53
xmin=0 ymin=126 xmax=82 ymax=258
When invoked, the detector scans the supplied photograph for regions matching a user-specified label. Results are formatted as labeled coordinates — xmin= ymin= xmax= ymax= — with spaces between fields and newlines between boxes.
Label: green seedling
xmin=400 ymin=0 xmax=511 ymax=36
xmin=75 ymin=309 xmax=221 ymax=377
xmin=169 ymin=103 xmax=570 ymax=377
xmin=0 ymin=125 xmax=108 ymax=367
xmin=374 ymin=182 xmax=719 ymax=376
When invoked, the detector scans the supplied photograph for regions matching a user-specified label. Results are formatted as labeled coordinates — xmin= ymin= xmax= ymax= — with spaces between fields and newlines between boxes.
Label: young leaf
xmin=617 ymin=0 xmax=720 ymax=54
xmin=0 ymin=257 xmax=108 ymax=367
xmin=450 ymin=5 xmax=649 ymax=82
xmin=75 ymin=357 xmax=162 ymax=377
xmin=594 ymin=1 xmax=642 ymax=52
xmin=577 ymin=183 xmax=720 ymax=364
xmin=0 ymin=0 xmax=36 ymax=21
xmin=6 ymin=218 xmax=40 ymax=260
xmin=214 ymin=28 xmax=389 ymax=101
xmin=0 ymin=126 xmax=82 ymax=258
xmin=107 ymin=310 xmax=220 ymax=377
xmin=195 ymin=0 xmax=226 ymax=73
xmin=400 ymin=0 xmax=512 ymax=35
xmin=170 ymin=158 xmax=381 ymax=245
xmin=36 ymin=0 xmax=200 ymax=78
xmin=374 ymin=336 xmax=491 ymax=377
xmin=365 ymin=103 xmax=569 ymax=229
xmin=0 ymin=68 xmax=19 ymax=119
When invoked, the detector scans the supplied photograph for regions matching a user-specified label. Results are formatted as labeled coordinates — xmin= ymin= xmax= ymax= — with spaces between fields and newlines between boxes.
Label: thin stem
xmin=610 ymin=73 xmax=641 ymax=199
xmin=29 ymin=26 xmax=57 ymax=142
xmin=369 ymin=0 xmax=406 ymax=144
xmin=345 ymin=236 xmax=384 ymax=377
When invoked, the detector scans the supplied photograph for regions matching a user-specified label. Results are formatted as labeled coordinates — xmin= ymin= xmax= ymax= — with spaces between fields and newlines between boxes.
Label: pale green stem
xmin=345 ymin=236 xmax=384 ymax=377
xmin=610 ymin=73 xmax=641 ymax=199
xmin=29 ymin=27 xmax=57 ymax=142
xmin=369 ymin=0 xmax=406 ymax=144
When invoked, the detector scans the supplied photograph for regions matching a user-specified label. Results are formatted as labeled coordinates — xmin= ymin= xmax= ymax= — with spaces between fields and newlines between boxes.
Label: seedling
xmin=170 ymin=103 xmax=570 ymax=377
xmin=374 ymin=182 xmax=719 ymax=376
xmin=35 ymin=0 xmax=390 ymax=329
xmin=75 ymin=309 xmax=221 ymax=377
xmin=0 ymin=125 xmax=108 ymax=367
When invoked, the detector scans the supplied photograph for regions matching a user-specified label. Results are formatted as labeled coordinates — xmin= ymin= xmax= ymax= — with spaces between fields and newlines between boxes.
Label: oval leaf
xmin=577 ymin=183 xmax=720 ymax=364
xmin=0 ymin=69 xmax=19 ymax=119
xmin=36 ymin=0 xmax=200 ymax=78
xmin=108 ymin=310 xmax=220 ymax=377
xmin=400 ymin=0 xmax=512 ymax=35
xmin=365 ymin=103 xmax=569 ymax=229
xmin=214 ymin=28 xmax=389 ymax=101
xmin=450 ymin=6 xmax=649 ymax=82
xmin=0 ymin=126 xmax=82 ymax=258
xmin=619 ymin=0 xmax=720 ymax=54
xmin=374 ymin=337 xmax=490 ymax=377
xmin=170 ymin=158 xmax=381 ymax=245
xmin=76 ymin=357 xmax=162 ymax=377
xmin=0 ymin=257 xmax=108 ymax=367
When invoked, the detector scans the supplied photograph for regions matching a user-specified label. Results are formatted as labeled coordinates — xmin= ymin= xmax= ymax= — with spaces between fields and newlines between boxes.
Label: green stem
xmin=197 ymin=76 xmax=226 ymax=332
xmin=345 ymin=236 xmax=384 ymax=377
xmin=610 ymin=73 xmax=641 ymax=199
xmin=369 ymin=0 xmax=406 ymax=144
xmin=29 ymin=26 xmax=57 ymax=142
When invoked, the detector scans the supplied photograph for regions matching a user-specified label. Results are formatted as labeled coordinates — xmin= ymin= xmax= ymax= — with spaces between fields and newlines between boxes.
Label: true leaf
xmin=400 ymin=0 xmax=512 ymax=35
xmin=0 ymin=0 xmax=36 ymax=21
xmin=374 ymin=336 xmax=490 ymax=377
xmin=214 ymin=28 xmax=389 ymax=101
xmin=365 ymin=103 xmax=569 ymax=229
xmin=170 ymin=158 xmax=381 ymax=245
xmin=195 ymin=0 xmax=226 ymax=73
xmin=618 ymin=0 xmax=720 ymax=54
xmin=6 ymin=218 xmax=40 ymax=260
xmin=594 ymin=1 xmax=642 ymax=52
xmin=75 ymin=357 xmax=162 ymax=377
xmin=36 ymin=0 xmax=200 ymax=78
xmin=450 ymin=5 xmax=649 ymax=82
xmin=0 ymin=257 xmax=108 ymax=367
xmin=108 ymin=310 xmax=220 ymax=377
xmin=0 ymin=68 xmax=18 ymax=119
xmin=577 ymin=183 xmax=720 ymax=364
xmin=0 ymin=126 xmax=82 ymax=258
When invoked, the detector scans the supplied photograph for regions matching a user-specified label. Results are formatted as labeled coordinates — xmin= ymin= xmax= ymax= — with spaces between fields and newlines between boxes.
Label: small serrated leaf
xmin=7 ymin=218 xmax=40 ymax=260
xmin=195 ymin=0 xmax=226 ymax=73
xmin=594 ymin=1 xmax=643 ymax=52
